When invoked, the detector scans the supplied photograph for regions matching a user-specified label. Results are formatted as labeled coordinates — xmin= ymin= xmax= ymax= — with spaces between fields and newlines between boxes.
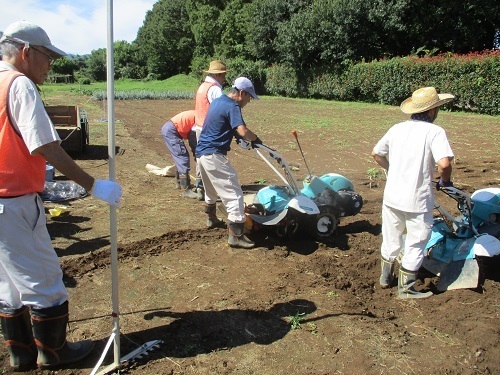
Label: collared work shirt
xmin=373 ymin=119 xmax=454 ymax=213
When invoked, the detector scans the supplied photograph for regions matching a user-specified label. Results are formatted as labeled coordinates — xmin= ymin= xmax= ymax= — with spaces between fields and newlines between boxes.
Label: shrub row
xmin=265 ymin=51 xmax=500 ymax=116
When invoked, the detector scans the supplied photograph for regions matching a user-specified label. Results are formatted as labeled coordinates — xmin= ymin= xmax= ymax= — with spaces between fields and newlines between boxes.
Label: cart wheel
xmin=275 ymin=220 xmax=299 ymax=240
xmin=310 ymin=206 xmax=338 ymax=240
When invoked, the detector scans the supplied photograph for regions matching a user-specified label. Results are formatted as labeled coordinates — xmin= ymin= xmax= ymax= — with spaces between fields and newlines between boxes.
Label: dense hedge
xmin=265 ymin=50 xmax=500 ymax=116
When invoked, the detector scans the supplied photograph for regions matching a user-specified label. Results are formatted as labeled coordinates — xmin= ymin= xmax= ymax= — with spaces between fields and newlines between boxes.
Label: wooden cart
xmin=44 ymin=105 xmax=89 ymax=154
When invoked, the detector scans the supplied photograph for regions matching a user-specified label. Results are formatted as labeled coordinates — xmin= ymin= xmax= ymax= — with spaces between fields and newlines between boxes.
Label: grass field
xmin=40 ymin=74 xmax=200 ymax=99
xmin=40 ymin=77 xmax=499 ymax=163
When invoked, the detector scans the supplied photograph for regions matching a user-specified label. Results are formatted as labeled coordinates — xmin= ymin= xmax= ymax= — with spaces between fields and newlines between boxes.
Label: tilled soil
xmin=1 ymin=97 xmax=499 ymax=375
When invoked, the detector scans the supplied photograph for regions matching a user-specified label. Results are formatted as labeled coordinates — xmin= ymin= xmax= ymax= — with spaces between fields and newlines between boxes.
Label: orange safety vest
xmin=171 ymin=110 xmax=195 ymax=139
xmin=194 ymin=81 xmax=217 ymax=127
xmin=0 ymin=71 xmax=46 ymax=196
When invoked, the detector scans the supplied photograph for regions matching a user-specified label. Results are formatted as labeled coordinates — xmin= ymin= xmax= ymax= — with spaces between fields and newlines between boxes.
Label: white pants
xmin=198 ymin=154 xmax=246 ymax=223
xmin=0 ymin=194 xmax=68 ymax=309
xmin=381 ymin=204 xmax=433 ymax=271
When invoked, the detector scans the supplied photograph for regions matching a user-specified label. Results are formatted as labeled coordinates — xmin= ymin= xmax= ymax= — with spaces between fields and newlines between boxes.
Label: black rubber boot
xmin=31 ymin=301 xmax=94 ymax=368
xmin=0 ymin=306 xmax=37 ymax=371
xmin=174 ymin=171 xmax=181 ymax=190
xmin=397 ymin=268 xmax=433 ymax=299
xmin=379 ymin=257 xmax=394 ymax=289
xmin=228 ymin=222 xmax=254 ymax=249
xmin=195 ymin=179 xmax=205 ymax=201
xmin=179 ymin=174 xmax=198 ymax=199
xmin=204 ymin=203 xmax=224 ymax=228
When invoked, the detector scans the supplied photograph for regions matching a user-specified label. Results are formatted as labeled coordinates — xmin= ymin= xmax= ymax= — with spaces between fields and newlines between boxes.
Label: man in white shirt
xmin=371 ymin=87 xmax=455 ymax=299
xmin=0 ymin=21 xmax=122 ymax=370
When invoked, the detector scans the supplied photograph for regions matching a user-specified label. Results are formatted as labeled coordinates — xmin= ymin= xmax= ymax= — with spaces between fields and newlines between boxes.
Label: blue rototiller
xmin=240 ymin=130 xmax=363 ymax=240
xmin=422 ymin=185 xmax=500 ymax=290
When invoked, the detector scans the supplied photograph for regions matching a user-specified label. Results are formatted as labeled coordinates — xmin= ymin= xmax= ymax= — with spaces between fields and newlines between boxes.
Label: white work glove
xmin=90 ymin=179 xmax=123 ymax=207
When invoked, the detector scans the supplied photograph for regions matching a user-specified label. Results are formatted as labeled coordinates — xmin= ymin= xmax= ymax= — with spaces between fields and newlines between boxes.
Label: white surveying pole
xmin=90 ymin=0 xmax=120 ymax=373
xmin=106 ymin=0 xmax=121 ymax=368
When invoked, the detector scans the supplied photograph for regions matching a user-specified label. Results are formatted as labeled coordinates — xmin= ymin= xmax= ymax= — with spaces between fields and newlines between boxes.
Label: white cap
xmin=0 ymin=21 xmax=66 ymax=57
xmin=232 ymin=77 xmax=259 ymax=99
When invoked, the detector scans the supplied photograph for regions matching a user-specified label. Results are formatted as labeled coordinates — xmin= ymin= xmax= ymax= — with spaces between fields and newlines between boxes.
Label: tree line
xmin=52 ymin=0 xmax=498 ymax=85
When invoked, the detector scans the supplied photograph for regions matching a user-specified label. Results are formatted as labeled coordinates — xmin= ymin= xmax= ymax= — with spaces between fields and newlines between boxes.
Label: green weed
xmin=334 ymin=140 xmax=349 ymax=150
xmin=289 ymin=312 xmax=305 ymax=330
xmin=433 ymin=328 xmax=455 ymax=345
xmin=366 ymin=167 xmax=385 ymax=188
xmin=215 ymin=300 xmax=226 ymax=308
xmin=366 ymin=167 xmax=382 ymax=179
xmin=307 ymin=322 xmax=318 ymax=335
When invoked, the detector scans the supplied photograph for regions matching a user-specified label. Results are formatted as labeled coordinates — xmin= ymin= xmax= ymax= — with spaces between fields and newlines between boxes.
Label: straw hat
xmin=400 ymin=87 xmax=454 ymax=114
xmin=203 ymin=60 xmax=228 ymax=74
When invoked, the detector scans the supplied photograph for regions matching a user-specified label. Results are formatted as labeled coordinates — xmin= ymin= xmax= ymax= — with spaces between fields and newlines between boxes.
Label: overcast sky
xmin=0 ymin=0 xmax=157 ymax=55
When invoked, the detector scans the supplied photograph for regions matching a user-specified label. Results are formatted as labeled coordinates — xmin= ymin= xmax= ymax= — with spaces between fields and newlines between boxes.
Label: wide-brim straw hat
xmin=203 ymin=60 xmax=228 ymax=74
xmin=400 ymin=87 xmax=455 ymax=114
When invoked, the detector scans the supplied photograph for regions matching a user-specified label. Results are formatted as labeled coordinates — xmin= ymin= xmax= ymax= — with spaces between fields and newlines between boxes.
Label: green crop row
xmin=88 ymin=90 xmax=194 ymax=100
xmin=55 ymin=75 xmax=199 ymax=100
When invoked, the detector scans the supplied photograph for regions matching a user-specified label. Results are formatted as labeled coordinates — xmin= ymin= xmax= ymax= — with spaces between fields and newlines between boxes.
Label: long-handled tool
xmin=291 ymin=130 xmax=312 ymax=177
xmin=92 ymin=335 xmax=163 ymax=375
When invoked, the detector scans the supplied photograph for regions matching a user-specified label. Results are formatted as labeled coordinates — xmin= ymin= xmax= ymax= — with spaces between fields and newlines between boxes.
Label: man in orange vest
xmin=193 ymin=60 xmax=227 ymax=200
xmin=0 ymin=21 xmax=122 ymax=370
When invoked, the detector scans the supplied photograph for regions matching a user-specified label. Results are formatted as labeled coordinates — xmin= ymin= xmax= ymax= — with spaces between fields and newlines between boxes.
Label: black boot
xmin=174 ymin=171 xmax=181 ymax=190
xmin=204 ymin=203 xmax=224 ymax=228
xmin=0 ymin=306 xmax=37 ymax=371
xmin=379 ymin=257 xmax=394 ymax=289
xmin=228 ymin=222 xmax=254 ymax=249
xmin=195 ymin=178 xmax=204 ymax=201
xmin=31 ymin=301 xmax=94 ymax=368
xmin=179 ymin=174 xmax=198 ymax=199
xmin=397 ymin=268 xmax=433 ymax=299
